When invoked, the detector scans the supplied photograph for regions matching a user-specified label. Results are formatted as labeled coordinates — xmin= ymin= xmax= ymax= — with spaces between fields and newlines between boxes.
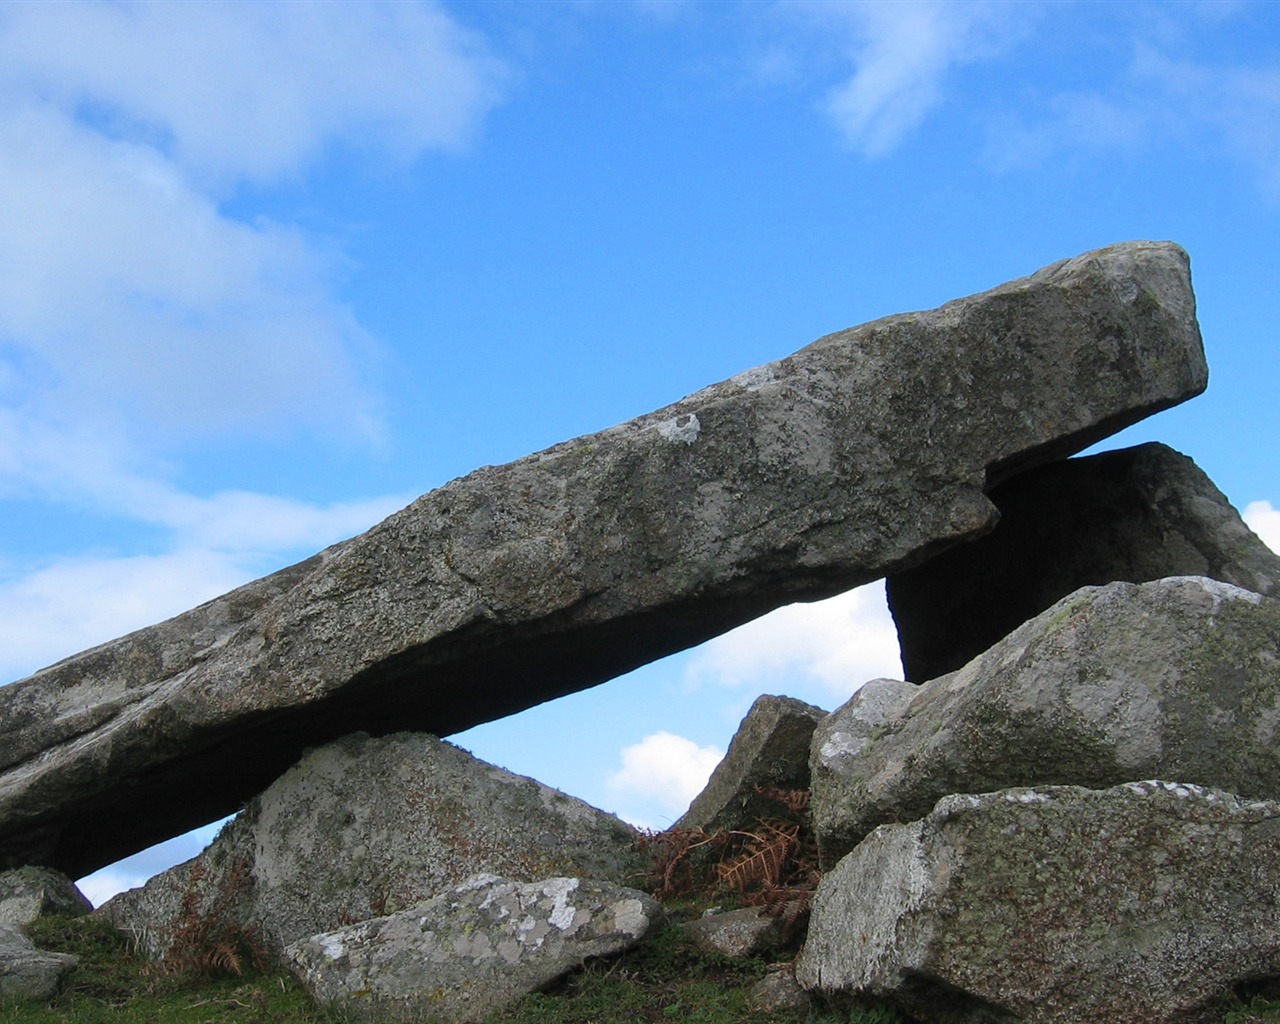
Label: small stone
xmin=681 ymin=907 xmax=784 ymax=958
xmin=283 ymin=875 xmax=662 ymax=1023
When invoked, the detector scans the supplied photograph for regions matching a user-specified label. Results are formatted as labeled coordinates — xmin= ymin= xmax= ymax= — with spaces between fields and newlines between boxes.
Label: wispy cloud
xmin=803 ymin=1 xmax=1033 ymax=157
xmin=685 ymin=583 xmax=903 ymax=707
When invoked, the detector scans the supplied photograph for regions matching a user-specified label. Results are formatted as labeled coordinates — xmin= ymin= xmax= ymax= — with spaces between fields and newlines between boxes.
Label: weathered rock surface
xmin=811 ymin=575 xmax=1280 ymax=864
xmin=0 ymin=867 xmax=90 ymax=929
xmin=0 ymin=924 xmax=77 ymax=1002
xmin=283 ymin=874 xmax=661 ymax=1023
xmin=682 ymin=907 xmax=785 ymax=958
xmin=675 ymin=694 xmax=826 ymax=833
xmin=98 ymin=732 xmax=639 ymax=956
xmin=797 ymin=781 xmax=1280 ymax=1024
xmin=0 ymin=241 xmax=1207 ymax=877
xmin=888 ymin=442 xmax=1280 ymax=681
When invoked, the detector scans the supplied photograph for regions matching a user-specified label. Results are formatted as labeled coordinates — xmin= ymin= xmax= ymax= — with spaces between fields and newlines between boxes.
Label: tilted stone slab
xmin=888 ymin=442 xmax=1280 ymax=681
xmin=675 ymin=694 xmax=826 ymax=833
xmin=0 ymin=241 xmax=1206 ymax=877
xmin=283 ymin=874 xmax=662 ymax=1023
xmin=797 ymin=781 xmax=1280 ymax=1024
xmin=97 ymin=732 xmax=640 ymax=956
xmin=811 ymin=576 xmax=1280 ymax=865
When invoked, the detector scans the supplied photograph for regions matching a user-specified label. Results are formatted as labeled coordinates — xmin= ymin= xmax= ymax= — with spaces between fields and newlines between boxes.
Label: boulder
xmin=888 ymin=442 xmax=1280 ymax=681
xmin=796 ymin=781 xmax=1280 ymax=1024
xmin=0 ymin=867 xmax=91 ymax=929
xmin=675 ymin=694 xmax=826 ymax=833
xmin=808 ymin=576 xmax=1280 ymax=865
xmin=681 ymin=907 xmax=785 ymax=958
xmin=0 ymin=924 xmax=77 ymax=1002
xmin=97 ymin=732 xmax=639 ymax=957
xmin=0 ymin=240 xmax=1206 ymax=878
xmin=810 ymin=576 xmax=1280 ymax=865
xmin=283 ymin=874 xmax=661 ymax=1023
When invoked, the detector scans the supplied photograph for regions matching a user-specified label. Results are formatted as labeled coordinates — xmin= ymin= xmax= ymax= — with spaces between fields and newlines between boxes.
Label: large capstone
xmin=797 ymin=781 xmax=1280 ymax=1024
xmin=888 ymin=442 xmax=1280 ymax=681
xmin=810 ymin=576 xmax=1280 ymax=865
xmin=0 ymin=241 xmax=1207 ymax=877
xmin=97 ymin=732 xmax=640 ymax=956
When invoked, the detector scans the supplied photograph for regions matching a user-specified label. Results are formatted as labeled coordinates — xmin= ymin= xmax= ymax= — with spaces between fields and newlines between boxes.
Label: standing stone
xmin=797 ymin=781 xmax=1280 ymax=1024
xmin=811 ymin=576 xmax=1280 ymax=864
xmin=97 ymin=732 xmax=640 ymax=957
xmin=675 ymin=694 xmax=826 ymax=833
xmin=888 ymin=442 xmax=1280 ymax=681
xmin=0 ymin=241 xmax=1207 ymax=878
xmin=283 ymin=874 xmax=662 ymax=1024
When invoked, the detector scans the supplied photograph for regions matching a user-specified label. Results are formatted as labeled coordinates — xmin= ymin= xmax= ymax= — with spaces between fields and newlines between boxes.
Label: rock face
xmin=888 ymin=442 xmax=1280 ymax=681
xmin=810 ymin=576 xmax=1280 ymax=864
xmin=0 ymin=924 xmax=77 ymax=1002
xmin=797 ymin=781 xmax=1280 ymax=1024
xmin=0 ymin=867 xmax=91 ymax=929
xmin=98 ymin=732 xmax=639 ymax=956
xmin=675 ymin=694 xmax=826 ymax=833
xmin=0 ymin=241 xmax=1207 ymax=878
xmin=283 ymin=874 xmax=661 ymax=1023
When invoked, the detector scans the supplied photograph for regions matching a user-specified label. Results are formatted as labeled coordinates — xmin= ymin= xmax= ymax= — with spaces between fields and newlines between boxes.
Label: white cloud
xmin=607 ymin=732 xmax=724 ymax=830
xmin=1244 ymin=500 xmax=1280 ymax=555
xmin=0 ymin=1 xmax=508 ymax=186
xmin=0 ymin=0 xmax=509 ymax=474
xmin=809 ymin=1 xmax=1031 ymax=156
xmin=685 ymin=583 xmax=903 ymax=706
xmin=0 ymin=488 xmax=409 ymax=685
xmin=0 ymin=1 xmax=499 ymax=687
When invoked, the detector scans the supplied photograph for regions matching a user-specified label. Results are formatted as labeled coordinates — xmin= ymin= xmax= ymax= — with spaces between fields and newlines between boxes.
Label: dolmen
xmin=12 ymin=240 xmax=1278 ymax=1022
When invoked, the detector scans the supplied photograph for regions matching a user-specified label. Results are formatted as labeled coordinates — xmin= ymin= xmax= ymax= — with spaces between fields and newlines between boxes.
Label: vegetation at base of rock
xmin=6 ymin=911 xmax=1280 ymax=1023
xmin=635 ymin=785 xmax=819 ymax=939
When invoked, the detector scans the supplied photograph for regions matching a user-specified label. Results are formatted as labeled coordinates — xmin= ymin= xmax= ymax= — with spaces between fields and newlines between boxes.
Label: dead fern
xmin=148 ymin=857 xmax=268 ymax=981
xmin=634 ymin=785 xmax=821 ymax=943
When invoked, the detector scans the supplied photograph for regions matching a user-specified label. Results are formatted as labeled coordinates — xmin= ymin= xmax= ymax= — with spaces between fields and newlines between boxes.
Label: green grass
xmin=11 ymin=913 xmax=1280 ymax=1024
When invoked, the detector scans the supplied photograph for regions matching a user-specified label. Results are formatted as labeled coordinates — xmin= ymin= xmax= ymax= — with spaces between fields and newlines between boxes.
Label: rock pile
xmin=8 ymin=240 xmax=1278 ymax=1022
xmin=0 ymin=239 xmax=1204 ymax=879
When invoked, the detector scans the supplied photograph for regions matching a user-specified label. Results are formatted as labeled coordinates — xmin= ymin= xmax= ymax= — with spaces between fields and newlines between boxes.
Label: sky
xmin=0 ymin=0 xmax=1277 ymax=906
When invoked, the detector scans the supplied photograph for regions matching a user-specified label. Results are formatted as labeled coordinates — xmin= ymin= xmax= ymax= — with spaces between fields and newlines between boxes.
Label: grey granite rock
xmin=97 ymin=731 xmax=640 ymax=958
xmin=797 ymin=781 xmax=1280 ymax=1024
xmin=0 ymin=924 xmax=77 ymax=1002
xmin=283 ymin=874 xmax=661 ymax=1023
xmin=0 ymin=241 xmax=1206 ymax=877
xmin=888 ymin=442 xmax=1280 ymax=681
xmin=675 ymin=694 xmax=826 ymax=833
xmin=0 ymin=867 xmax=91 ymax=929
xmin=811 ymin=576 xmax=1280 ymax=864
xmin=682 ymin=907 xmax=785 ymax=958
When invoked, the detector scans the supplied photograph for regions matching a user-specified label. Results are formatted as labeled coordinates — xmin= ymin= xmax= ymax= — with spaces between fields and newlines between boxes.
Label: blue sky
xmin=1 ymin=0 xmax=1277 ymax=904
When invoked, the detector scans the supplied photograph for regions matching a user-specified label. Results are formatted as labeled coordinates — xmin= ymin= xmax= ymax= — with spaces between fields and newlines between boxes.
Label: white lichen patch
xmin=611 ymin=898 xmax=651 ymax=937
xmin=653 ymin=413 xmax=701 ymax=444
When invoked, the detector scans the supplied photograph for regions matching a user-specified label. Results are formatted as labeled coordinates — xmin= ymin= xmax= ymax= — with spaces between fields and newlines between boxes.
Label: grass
xmin=2 ymin=913 xmax=912 ymax=1024
xmin=9 ymin=912 xmax=1280 ymax=1024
